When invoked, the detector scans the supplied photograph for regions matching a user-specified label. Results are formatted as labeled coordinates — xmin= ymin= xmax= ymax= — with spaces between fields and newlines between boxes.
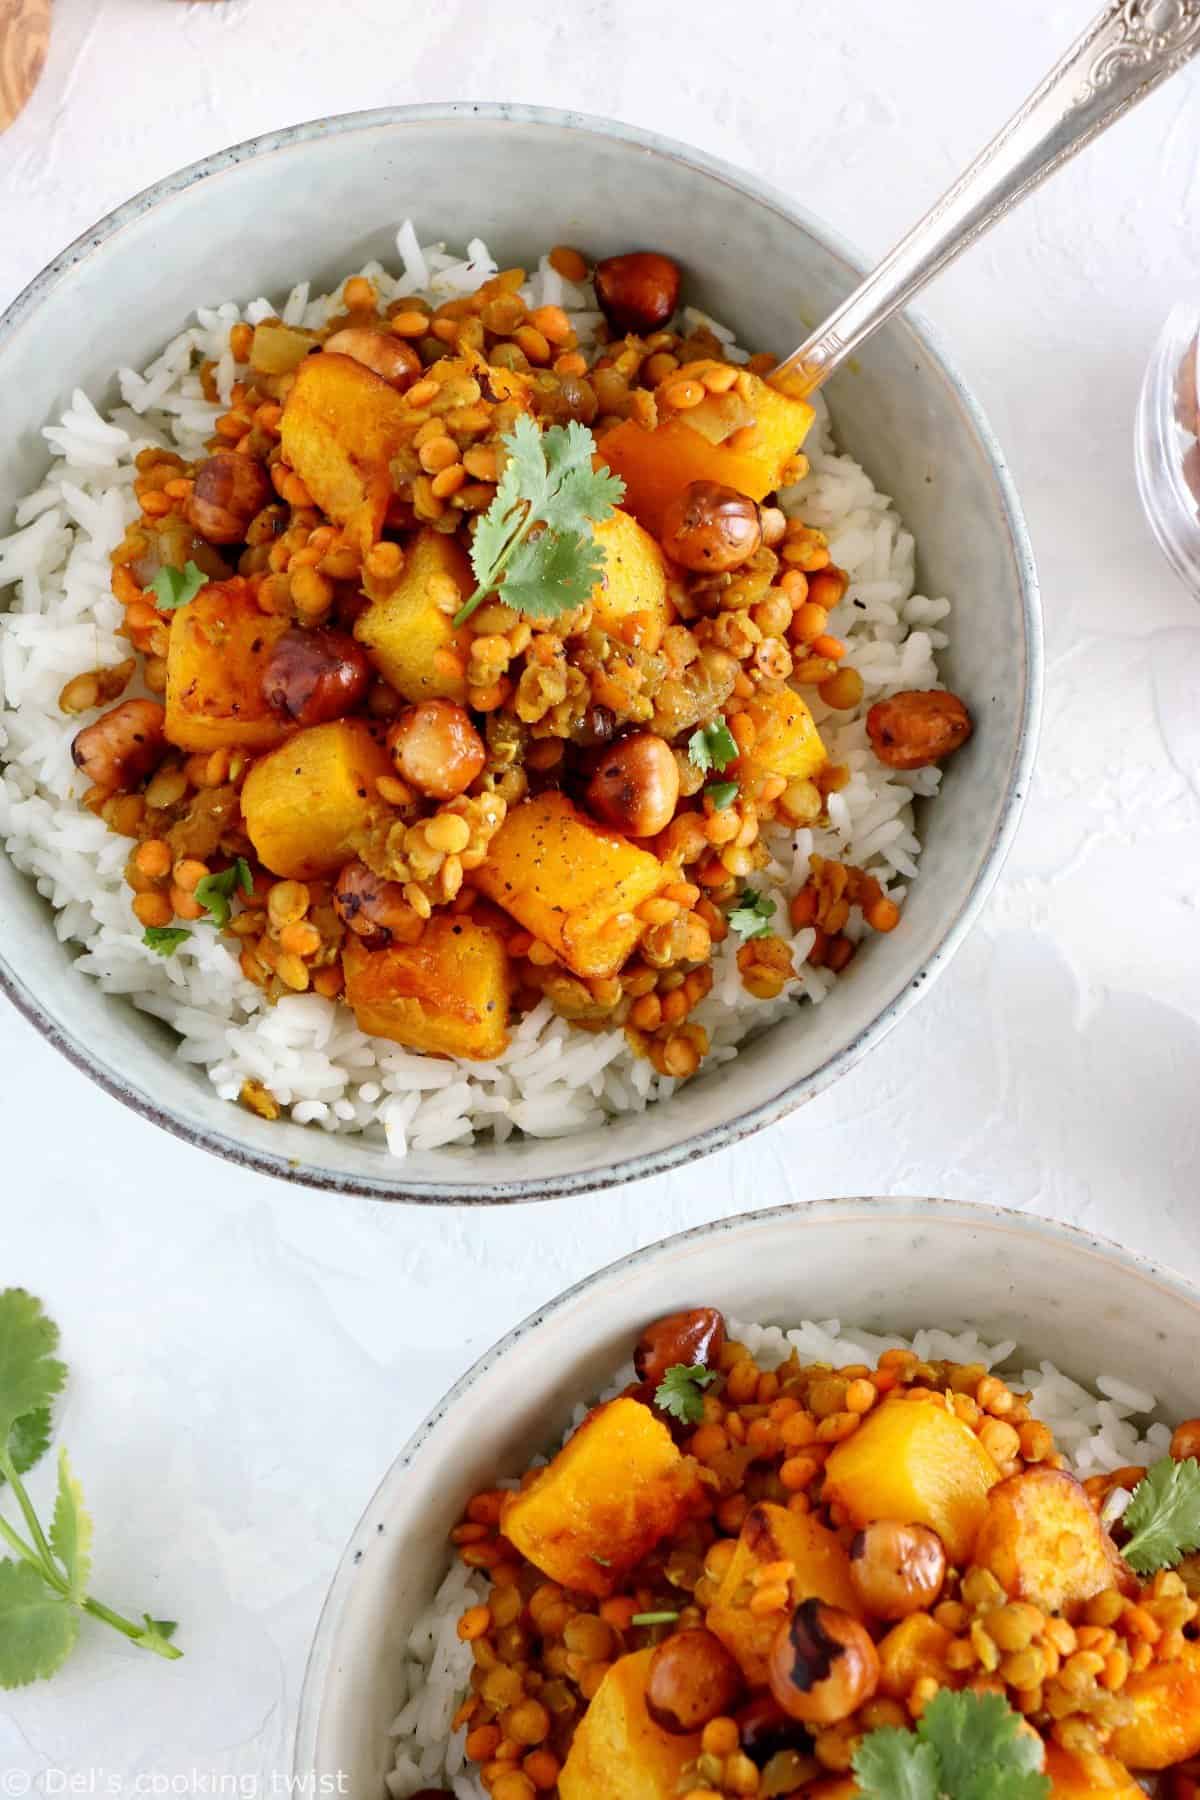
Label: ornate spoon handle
xmin=775 ymin=1 xmax=1200 ymax=391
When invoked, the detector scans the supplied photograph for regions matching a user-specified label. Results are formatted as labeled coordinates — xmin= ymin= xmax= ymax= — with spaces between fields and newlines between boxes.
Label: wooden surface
xmin=0 ymin=0 xmax=49 ymax=132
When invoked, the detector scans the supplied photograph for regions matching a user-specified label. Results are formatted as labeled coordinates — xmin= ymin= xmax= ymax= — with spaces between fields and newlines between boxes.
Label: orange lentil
xmin=343 ymin=275 xmax=376 ymax=311
xmin=515 ymin=326 xmax=552 ymax=364
xmin=431 ymin=463 xmax=467 ymax=499
xmin=134 ymin=838 xmax=173 ymax=879
xmin=169 ymin=885 xmax=205 ymax=922
xmin=811 ymin=634 xmax=846 ymax=661
xmin=527 ymin=305 xmax=572 ymax=345
xmin=457 ymin=1604 xmax=492 ymax=1641
xmin=548 ymin=245 xmax=588 ymax=281
xmin=279 ymin=921 xmax=321 ymax=958
xmin=661 ymin=378 xmax=705 ymax=410
xmin=132 ymin=892 xmax=173 ymax=929
xmin=466 ymin=1724 xmax=503 ymax=1763
xmin=866 ymin=896 xmax=901 ymax=933
xmin=312 ymin=964 xmax=344 ymax=999
xmin=522 ymin=1749 xmax=560 ymax=1790
xmin=172 ymin=858 xmax=209 ymax=895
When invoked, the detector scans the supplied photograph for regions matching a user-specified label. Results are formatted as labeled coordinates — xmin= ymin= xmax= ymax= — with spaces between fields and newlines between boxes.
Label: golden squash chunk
xmin=501 ymin=1397 xmax=702 ymax=1599
xmin=707 ymin=1502 xmax=860 ymax=1685
xmin=974 ymin=1468 xmax=1132 ymax=1616
xmin=590 ymin=510 xmax=673 ymax=652
xmin=343 ymin=917 xmax=511 ymax=1061
xmin=559 ymin=1649 xmax=702 ymax=1800
xmin=354 ymin=528 xmax=472 ymax=704
xmin=241 ymin=719 xmax=391 ymax=879
xmin=739 ymin=688 xmax=827 ymax=788
xmin=822 ymin=1397 xmax=1000 ymax=1564
xmin=599 ymin=374 xmax=815 ymax=536
xmin=280 ymin=351 xmax=409 ymax=551
xmin=1045 ymin=1746 xmax=1141 ymax=1797
xmin=475 ymin=791 xmax=670 ymax=979
xmin=1109 ymin=1642 xmax=1200 ymax=1770
xmin=165 ymin=578 xmax=293 ymax=753
xmin=877 ymin=1612 xmax=956 ymax=1701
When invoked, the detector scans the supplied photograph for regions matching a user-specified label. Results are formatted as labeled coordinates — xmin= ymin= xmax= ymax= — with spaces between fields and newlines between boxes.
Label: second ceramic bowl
xmin=0 ymin=104 xmax=1040 ymax=1200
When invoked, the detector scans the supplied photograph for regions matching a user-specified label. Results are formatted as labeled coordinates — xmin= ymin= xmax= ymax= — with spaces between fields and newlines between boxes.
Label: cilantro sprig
xmin=688 ymin=719 xmax=738 ymax=775
xmin=654 ymin=1364 xmax=719 ymax=1426
xmin=1121 ymin=1455 xmax=1200 ymax=1575
xmin=728 ymin=888 xmax=776 ymax=939
xmin=149 ymin=560 xmax=207 ymax=612
xmin=193 ymin=857 xmax=254 ymax=929
xmin=142 ymin=926 xmax=192 ymax=957
xmin=453 ymin=417 xmax=624 ymax=627
xmin=853 ymin=1690 xmax=1049 ymax=1799
xmin=0 ymin=1289 xmax=181 ymax=1687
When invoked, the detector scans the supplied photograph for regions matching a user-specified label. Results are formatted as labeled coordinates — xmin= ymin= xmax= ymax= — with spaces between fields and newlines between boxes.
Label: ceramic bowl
xmin=0 ymin=105 xmax=1040 ymax=1201
xmin=294 ymin=1195 xmax=1198 ymax=1790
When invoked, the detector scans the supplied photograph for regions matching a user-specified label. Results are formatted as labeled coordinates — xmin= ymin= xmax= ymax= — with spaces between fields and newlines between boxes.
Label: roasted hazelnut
xmin=186 ymin=450 xmax=272 ymax=545
xmin=645 ymin=1628 xmax=743 ymax=1734
xmin=262 ymin=628 xmax=370 ymax=727
xmin=865 ymin=689 xmax=973 ymax=770
xmin=634 ymin=1308 xmax=726 ymax=1389
xmin=585 ymin=732 xmax=680 ymax=838
xmin=71 ymin=699 xmax=167 ymax=793
xmin=768 ymin=1600 xmax=879 ymax=1725
xmin=386 ymin=701 xmax=486 ymax=801
xmin=661 ymin=481 xmax=763 ymax=573
xmin=323 ymin=328 xmax=422 ymax=391
xmin=594 ymin=251 xmax=681 ymax=335
xmin=849 ymin=1520 xmax=947 ymax=1619
xmin=332 ymin=859 xmax=424 ymax=948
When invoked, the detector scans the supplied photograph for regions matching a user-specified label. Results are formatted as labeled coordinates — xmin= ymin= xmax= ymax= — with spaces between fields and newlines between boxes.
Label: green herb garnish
xmin=728 ymin=888 xmax=777 ymax=939
xmin=654 ymin=1363 xmax=719 ymax=1425
xmin=630 ymin=1611 xmax=680 ymax=1627
xmin=1122 ymin=1455 xmax=1200 ymax=1575
xmin=853 ymin=1690 xmax=1049 ymax=1799
xmin=149 ymin=560 xmax=207 ymax=612
xmin=193 ymin=857 xmax=254 ymax=929
xmin=688 ymin=719 xmax=738 ymax=775
xmin=142 ymin=926 xmax=192 ymax=957
xmin=0 ymin=1289 xmax=182 ymax=1687
xmin=705 ymin=781 xmax=738 ymax=811
xmin=452 ymin=416 xmax=624 ymax=627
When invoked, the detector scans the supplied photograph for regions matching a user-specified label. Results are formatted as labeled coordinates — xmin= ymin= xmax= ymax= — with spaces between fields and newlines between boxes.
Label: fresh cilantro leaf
xmin=143 ymin=927 xmax=191 ymax=957
xmin=687 ymin=719 xmax=738 ymax=775
xmin=852 ymin=1726 xmax=939 ymax=1800
xmin=193 ymin=857 xmax=253 ymax=929
xmin=49 ymin=1449 xmax=93 ymax=1602
xmin=0 ymin=1561 xmax=79 ymax=1689
xmin=1123 ymin=1455 xmax=1200 ymax=1574
xmin=920 ymin=1691 xmax=1045 ymax=1795
xmin=854 ymin=1692 xmax=1049 ymax=1799
xmin=4 ymin=1407 xmax=52 ymax=1481
xmin=654 ymin=1363 xmax=719 ymax=1425
xmin=728 ymin=888 xmax=777 ymax=939
xmin=630 ymin=1611 xmax=680 ymax=1626
xmin=706 ymin=781 xmax=738 ymax=810
xmin=0 ymin=1291 xmax=66 ymax=1451
xmin=454 ymin=417 xmax=623 ymax=626
xmin=150 ymin=560 xmax=207 ymax=612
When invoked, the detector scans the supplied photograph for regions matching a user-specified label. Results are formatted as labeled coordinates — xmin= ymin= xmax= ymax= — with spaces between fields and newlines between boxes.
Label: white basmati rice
xmin=385 ymin=1318 xmax=1173 ymax=1797
xmin=0 ymin=227 xmax=948 ymax=1156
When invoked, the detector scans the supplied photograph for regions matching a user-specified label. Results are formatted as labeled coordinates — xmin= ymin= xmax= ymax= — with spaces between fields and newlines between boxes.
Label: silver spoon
xmin=775 ymin=0 xmax=1200 ymax=392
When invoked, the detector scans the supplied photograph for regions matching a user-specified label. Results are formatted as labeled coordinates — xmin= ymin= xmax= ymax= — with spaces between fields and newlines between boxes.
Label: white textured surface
xmin=1 ymin=0 xmax=1200 ymax=1787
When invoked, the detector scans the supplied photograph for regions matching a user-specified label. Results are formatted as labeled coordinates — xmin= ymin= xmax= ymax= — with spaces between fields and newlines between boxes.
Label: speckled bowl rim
xmin=0 ymin=102 xmax=1042 ymax=1204
xmin=292 ymin=1194 xmax=1199 ymax=1773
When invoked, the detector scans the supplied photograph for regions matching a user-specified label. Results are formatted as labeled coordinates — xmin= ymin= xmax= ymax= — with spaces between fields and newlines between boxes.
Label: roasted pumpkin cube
xmin=599 ymin=373 xmax=815 ymax=535
xmin=590 ymin=510 xmax=673 ymax=652
xmin=1045 ymin=1747 xmax=1141 ymax=1797
xmin=475 ymin=791 xmax=670 ymax=978
xmin=877 ymin=1613 xmax=956 ymax=1701
xmin=707 ymin=1502 xmax=860 ymax=1685
xmin=974 ymin=1468 xmax=1133 ymax=1616
xmin=240 ymin=719 xmax=391 ymax=879
xmin=1110 ymin=1642 xmax=1200 ymax=1770
xmin=342 ymin=917 xmax=511 ymax=1061
xmin=822 ymin=1397 xmax=1000 ymax=1565
xmin=500 ymin=1397 xmax=702 ymax=1599
xmin=164 ymin=578 xmax=293 ymax=753
xmin=280 ymin=351 xmax=409 ymax=551
xmin=739 ymin=688 xmax=827 ymax=788
xmin=354 ymin=528 xmax=472 ymax=704
xmin=559 ymin=1649 xmax=702 ymax=1800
